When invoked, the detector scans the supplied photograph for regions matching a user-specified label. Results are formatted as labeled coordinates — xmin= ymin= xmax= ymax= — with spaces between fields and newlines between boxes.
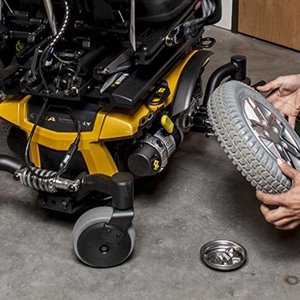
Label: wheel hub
xmin=243 ymin=97 xmax=300 ymax=168
xmin=77 ymin=223 xmax=132 ymax=268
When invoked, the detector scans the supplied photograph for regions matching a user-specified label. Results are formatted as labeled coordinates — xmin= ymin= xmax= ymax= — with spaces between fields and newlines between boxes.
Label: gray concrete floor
xmin=1 ymin=26 xmax=300 ymax=300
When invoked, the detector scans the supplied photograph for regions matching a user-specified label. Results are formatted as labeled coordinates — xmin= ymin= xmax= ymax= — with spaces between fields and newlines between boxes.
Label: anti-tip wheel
xmin=73 ymin=206 xmax=135 ymax=268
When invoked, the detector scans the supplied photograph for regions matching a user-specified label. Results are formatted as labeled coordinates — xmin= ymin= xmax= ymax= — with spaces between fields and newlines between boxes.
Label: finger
xmin=288 ymin=116 xmax=297 ymax=128
xmin=266 ymin=92 xmax=280 ymax=104
xmin=277 ymin=158 xmax=298 ymax=180
xmin=270 ymin=97 xmax=289 ymax=112
xmin=276 ymin=220 xmax=300 ymax=230
xmin=256 ymin=78 xmax=283 ymax=92
xmin=261 ymin=206 xmax=296 ymax=224
xmin=268 ymin=100 xmax=286 ymax=118
xmin=274 ymin=216 xmax=299 ymax=227
xmin=256 ymin=85 xmax=271 ymax=92
xmin=260 ymin=204 xmax=270 ymax=217
xmin=256 ymin=190 xmax=287 ymax=206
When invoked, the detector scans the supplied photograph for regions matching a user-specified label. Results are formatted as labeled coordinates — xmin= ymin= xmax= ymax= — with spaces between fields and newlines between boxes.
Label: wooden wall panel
xmin=238 ymin=0 xmax=300 ymax=50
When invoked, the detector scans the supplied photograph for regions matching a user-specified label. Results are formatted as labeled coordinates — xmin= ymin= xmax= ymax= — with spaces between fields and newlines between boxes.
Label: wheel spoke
xmin=276 ymin=144 xmax=293 ymax=165
xmin=248 ymin=118 xmax=275 ymax=143
xmin=246 ymin=98 xmax=269 ymax=126
xmin=250 ymin=121 xmax=265 ymax=135
xmin=280 ymin=136 xmax=300 ymax=159
xmin=249 ymin=118 xmax=265 ymax=129
xmin=260 ymin=136 xmax=275 ymax=147
xmin=268 ymin=112 xmax=277 ymax=124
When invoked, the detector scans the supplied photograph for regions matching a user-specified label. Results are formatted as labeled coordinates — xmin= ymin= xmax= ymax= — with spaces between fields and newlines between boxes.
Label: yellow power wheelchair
xmin=0 ymin=0 xmax=251 ymax=267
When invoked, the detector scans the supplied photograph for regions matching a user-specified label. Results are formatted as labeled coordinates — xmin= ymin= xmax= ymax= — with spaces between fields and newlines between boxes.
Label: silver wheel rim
xmin=243 ymin=97 xmax=300 ymax=169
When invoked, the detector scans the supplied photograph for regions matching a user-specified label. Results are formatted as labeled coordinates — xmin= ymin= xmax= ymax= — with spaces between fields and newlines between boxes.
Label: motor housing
xmin=128 ymin=128 xmax=182 ymax=177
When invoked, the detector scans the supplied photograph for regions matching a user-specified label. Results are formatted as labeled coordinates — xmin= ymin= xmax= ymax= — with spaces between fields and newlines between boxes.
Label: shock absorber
xmin=16 ymin=167 xmax=57 ymax=193
xmin=14 ymin=167 xmax=81 ymax=193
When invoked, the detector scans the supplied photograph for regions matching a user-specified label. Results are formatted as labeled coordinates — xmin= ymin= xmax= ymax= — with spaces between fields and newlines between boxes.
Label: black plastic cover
xmin=18 ymin=0 xmax=221 ymax=25
xmin=136 ymin=0 xmax=193 ymax=22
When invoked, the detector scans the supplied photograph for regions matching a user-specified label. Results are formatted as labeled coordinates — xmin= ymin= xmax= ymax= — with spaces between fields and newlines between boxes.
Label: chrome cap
xmin=200 ymin=240 xmax=247 ymax=271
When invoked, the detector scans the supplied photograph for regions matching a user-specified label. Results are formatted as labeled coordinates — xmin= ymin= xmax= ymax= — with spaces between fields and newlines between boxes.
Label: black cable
xmin=24 ymin=100 xmax=81 ymax=180
xmin=24 ymin=97 xmax=50 ymax=174
xmin=23 ymin=0 xmax=81 ymax=180
xmin=38 ymin=0 xmax=71 ymax=91
xmin=47 ymin=105 xmax=81 ymax=173
xmin=38 ymin=47 xmax=51 ymax=91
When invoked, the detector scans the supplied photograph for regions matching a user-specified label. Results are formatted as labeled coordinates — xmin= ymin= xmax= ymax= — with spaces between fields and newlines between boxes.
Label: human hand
xmin=257 ymin=74 xmax=300 ymax=128
xmin=256 ymin=158 xmax=300 ymax=230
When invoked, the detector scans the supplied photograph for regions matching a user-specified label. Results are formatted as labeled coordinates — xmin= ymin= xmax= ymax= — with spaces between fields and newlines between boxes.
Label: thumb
xmin=277 ymin=158 xmax=298 ymax=180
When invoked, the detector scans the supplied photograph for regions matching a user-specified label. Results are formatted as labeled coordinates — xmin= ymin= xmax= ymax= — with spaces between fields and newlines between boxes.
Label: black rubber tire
xmin=207 ymin=80 xmax=300 ymax=193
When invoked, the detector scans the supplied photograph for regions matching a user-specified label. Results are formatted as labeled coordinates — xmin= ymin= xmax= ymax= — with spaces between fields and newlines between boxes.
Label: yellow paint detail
xmin=153 ymin=160 xmax=160 ymax=171
xmin=0 ymin=96 xmax=118 ymax=176
xmin=161 ymin=115 xmax=174 ymax=134
xmin=157 ymin=87 xmax=166 ymax=95
xmin=30 ymin=142 xmax=41 ymax=168
xmin=0 ymin=95 xmax=31 ymax=126
xmin=100 ymin=105 xmax=156 ymax=140
xmin=151 ymin=97 xmax=161 ymax=103
xmin=81 ymin=142 xmax=118 ymax=176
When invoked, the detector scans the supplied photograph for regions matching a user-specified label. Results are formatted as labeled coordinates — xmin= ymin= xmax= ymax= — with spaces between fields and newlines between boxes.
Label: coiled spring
xmin=16 ymin=167 xmax=58 ymax=193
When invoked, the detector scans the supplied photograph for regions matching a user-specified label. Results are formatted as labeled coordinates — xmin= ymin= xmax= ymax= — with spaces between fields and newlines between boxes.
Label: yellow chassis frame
xmin=0 ymin=50 xmax=199 ymax=177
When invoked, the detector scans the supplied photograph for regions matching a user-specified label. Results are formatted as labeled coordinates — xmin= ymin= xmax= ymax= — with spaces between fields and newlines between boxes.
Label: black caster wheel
xmin=73 ymin=207 xmax=135 ymax=268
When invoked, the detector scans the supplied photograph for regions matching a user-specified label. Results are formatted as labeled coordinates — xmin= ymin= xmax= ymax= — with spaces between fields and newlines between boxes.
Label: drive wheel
xmin=73 ymin=207 xmax=135 ymax=268
xmin=207 ymin=80 xmax=300 ymax=193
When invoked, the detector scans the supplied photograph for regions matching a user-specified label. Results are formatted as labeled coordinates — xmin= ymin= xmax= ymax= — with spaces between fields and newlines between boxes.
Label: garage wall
xmin=216 ymin=0 xmax=233 ymax=30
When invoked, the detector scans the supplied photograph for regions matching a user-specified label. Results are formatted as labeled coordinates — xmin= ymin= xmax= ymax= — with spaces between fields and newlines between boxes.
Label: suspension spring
xmin=15 ymin=167 xmax=58 ymax=193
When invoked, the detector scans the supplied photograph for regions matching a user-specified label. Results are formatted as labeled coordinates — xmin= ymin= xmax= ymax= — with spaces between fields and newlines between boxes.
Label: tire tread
xmin=207 ymin=81 xmax=295 ymax=193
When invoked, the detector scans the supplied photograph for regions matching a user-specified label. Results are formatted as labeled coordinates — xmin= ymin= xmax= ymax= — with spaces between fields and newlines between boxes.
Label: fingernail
xmin=277 ymin=158 xmax=285 ymax=165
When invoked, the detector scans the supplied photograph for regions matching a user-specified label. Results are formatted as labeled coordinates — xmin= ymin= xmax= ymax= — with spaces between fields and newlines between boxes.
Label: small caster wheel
xmin=72 ymin=206 xmax=135 ymax=268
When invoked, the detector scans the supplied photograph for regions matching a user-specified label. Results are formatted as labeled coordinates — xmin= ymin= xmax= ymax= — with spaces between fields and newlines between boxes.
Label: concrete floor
xmin=1 ymin=26 xmax=300 ymax=300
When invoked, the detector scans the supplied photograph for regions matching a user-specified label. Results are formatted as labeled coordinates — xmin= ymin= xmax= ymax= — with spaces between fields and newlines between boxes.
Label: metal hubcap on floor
xmin=200 ymin=240 xmax=247 ymax=271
